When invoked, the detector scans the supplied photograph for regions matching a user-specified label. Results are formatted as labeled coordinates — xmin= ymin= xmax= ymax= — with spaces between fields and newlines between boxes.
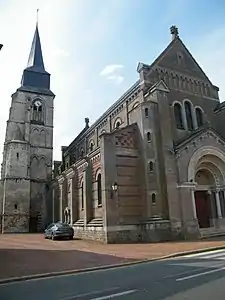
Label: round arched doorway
xmin=194 ymin=167 xmax=218 ymax=228
xmin=188 ymin=147 xmax=225 ymax=231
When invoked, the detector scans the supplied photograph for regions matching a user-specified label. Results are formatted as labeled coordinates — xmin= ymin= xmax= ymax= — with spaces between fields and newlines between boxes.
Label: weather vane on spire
xmin=36 ymin=8 xmax=39 ymax=26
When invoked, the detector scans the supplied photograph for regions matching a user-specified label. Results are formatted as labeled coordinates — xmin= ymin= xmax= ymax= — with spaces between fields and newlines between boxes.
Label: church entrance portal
xmin=195 ymin=191 xmax=211 ymax=228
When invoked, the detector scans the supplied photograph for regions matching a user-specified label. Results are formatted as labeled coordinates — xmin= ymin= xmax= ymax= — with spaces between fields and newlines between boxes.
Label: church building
xmin=0 ymin=24 xmax=55 ymax=233
xmin=53 ymin=26 xmax=225 ymax=243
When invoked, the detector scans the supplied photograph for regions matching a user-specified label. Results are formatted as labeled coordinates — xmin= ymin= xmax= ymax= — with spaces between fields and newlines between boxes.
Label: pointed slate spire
xmin=20 ymin=18 xmax=51 ymax=92
xmin=26 ymin=24 xmax=45 ymax=72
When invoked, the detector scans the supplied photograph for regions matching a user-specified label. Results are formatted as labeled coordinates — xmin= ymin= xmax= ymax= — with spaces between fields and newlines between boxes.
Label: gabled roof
xmin=174 ymin=123 xmax=225 ymax=150
xmin=139 ymin=30 xmax=216 ymax=88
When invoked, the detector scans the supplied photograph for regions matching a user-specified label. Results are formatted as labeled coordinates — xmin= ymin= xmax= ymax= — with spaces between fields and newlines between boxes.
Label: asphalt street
xmin=1 ymin=249 xmax=225 ymax=300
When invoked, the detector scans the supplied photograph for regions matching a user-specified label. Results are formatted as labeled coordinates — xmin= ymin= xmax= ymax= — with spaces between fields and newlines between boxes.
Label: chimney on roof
xmin=85 ymin=117 xmax=89 ymax=128
xmin=170 ymin=25 xmax=179 ymax=40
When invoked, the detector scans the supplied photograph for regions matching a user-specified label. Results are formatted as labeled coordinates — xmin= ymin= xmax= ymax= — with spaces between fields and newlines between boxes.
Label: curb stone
xmin=1 ymin=245 xmax=225 ymax=285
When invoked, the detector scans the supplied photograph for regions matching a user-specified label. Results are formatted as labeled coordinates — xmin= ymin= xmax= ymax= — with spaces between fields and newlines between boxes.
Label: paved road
xmin=1 ymin=249 xmax=225 ymax=300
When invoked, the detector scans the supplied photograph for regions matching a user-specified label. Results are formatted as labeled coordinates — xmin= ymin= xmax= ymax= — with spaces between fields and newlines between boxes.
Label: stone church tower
xmin=0 ymin=24 xmax=55 ymax=233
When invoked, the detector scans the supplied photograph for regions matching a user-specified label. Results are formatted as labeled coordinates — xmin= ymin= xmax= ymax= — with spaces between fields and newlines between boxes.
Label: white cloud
xmin=54 ymin=48 xmax=70 ymax=58
xmin=100 ymin=64 xmax=124 ymax=76
xmin=100 ymin=64 xmax=124 ymax=84
xmin=107 ymin=75 xmax=124 ymax=85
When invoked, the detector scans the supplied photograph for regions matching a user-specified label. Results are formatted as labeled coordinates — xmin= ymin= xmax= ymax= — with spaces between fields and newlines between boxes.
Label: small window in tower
xmin=145 ymin=108 xmax=149 ymax=118
xmin=14 ymin=204 xmax=18 ymax=210
xmin=32 ymin=100 xmax=43 ymax=123
xmin=16 ymin=153 xmax=19 ymax=159
xmin=147 ymin=132 xmax=151 ymax=142
xmin=149 ymin=161 xmax=154 ymax=172
xmin=152 ymin=193 xmax=156 ymax=204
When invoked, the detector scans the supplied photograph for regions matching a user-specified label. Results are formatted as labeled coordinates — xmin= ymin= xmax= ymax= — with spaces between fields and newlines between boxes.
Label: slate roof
xmin=20 ymin=25 xmax=52 ymax=93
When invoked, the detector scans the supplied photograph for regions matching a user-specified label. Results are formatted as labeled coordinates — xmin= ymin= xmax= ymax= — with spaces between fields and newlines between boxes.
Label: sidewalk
xmin=0 ymin=234 xmax=225 ymax=281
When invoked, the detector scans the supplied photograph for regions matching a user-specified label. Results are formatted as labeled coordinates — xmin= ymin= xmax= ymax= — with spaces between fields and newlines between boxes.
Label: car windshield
xmin=46 ymin=223 xmax=54 ymax=230
xmin=56 ymin=223 xmax=71 ymax=228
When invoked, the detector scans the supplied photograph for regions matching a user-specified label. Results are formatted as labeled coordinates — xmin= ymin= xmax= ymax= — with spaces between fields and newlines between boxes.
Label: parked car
xmin=44 ymin=222 xmax=74 ymax=240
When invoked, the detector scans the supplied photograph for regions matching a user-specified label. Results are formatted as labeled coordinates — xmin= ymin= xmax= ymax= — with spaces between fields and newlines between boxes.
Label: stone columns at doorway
xmin=215 ymin=190 xmax=222 ymax=219
xmin=190 ymin=188 xmax=197 ymax=219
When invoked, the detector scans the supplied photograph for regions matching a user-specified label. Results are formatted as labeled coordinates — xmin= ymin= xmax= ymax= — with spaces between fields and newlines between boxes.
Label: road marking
xmin=59 ymin=287 xmax=120 ymax=300
xmin=201 ymin=253 xmax=225 ymax=259
xmin=182 ymin=249 xmax=225 ymax=258
xmin=176 ymin=267 xmax=225 ymax=281
xmin=90 ymin=289 xmax=137 ymax=299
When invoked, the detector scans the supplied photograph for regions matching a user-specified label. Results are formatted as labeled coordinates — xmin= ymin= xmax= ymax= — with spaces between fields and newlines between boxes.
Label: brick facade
xmin=53 ymin=27 xmax=225 ymax=243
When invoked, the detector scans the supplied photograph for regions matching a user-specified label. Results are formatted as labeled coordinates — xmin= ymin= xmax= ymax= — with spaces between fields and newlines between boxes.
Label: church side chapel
xmin=53 ymin=26 xmax=225 ymax=243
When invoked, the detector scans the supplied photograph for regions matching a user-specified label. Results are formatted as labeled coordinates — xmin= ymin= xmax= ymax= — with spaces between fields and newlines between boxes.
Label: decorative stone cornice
xmin=77 ymin=161 xmax=88 ymax=173
xmin=65 ymin=167 xmax=75 ymax=179
xmin=177 ymin=181 xmax=197 ymax=188
xmin=90 ymin=153 xmax=101 ymax=164
xmin=58 ymin=174 xmax=66 ymax=184
xmin=87 ymin=148 xmax=100 ymax=160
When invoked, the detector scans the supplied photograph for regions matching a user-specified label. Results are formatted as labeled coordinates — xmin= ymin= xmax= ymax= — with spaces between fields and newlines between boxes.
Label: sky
xmin=0 ymin=0 xmax=225 ymax=162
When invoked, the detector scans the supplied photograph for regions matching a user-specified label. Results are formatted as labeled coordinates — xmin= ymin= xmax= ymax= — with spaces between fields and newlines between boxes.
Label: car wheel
xmin=51 ymin=233 xmax=55 ymax=240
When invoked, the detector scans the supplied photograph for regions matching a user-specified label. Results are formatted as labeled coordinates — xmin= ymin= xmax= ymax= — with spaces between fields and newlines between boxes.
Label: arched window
xmin=147 ymin=132 xmax=151 ymax=142
xmin=97 ymin=173 xmax=102 ymax=206
xmin=149 ymin=161 xmax=154 ymax=172
xmin=145 ymin=108 xmax=149 ymax=118
xmin=81 ymin=181 xmax=84 ymax=210
xmin=115 ymin=121 xmax=120 ymax=129
xmin=196 ymin=107 xmax=203 ymax=127
xmin=114 ymin=118 xmax=122 ymax=130
xmin=174 ymin=103 xmax=184 ymax=129
xmin=32 ymin=99 xmax=43 ymax=123
xmin=89 ymin=141 xmax=94 ymax=152
xmin=80 ymin=148 xmax=84 ymax=158
xmin=184 ymin=101 xmax=193 ymax=130
xmin=152 ymin=193 xmax=156 ymax=204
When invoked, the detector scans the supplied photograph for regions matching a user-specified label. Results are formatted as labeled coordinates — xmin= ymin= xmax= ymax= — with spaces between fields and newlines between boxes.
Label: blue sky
xmin=0 ymin=0 xmax=225 ymax=160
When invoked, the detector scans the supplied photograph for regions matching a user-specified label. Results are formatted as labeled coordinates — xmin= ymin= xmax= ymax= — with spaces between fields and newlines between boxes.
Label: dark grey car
xmin=44 ymin=222 xmax=74 ymax=240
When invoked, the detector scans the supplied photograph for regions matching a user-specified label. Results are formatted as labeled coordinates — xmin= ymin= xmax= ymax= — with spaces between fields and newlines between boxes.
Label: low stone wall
xmin=107 ymin=220 xmax=172 ymax=244
xmin=1 ymin=213 xmax=29 ymax=233
xmin=73 ymin=220 xmax=175 ymax=244
xmin=181 ymin=219 xmax=200 ymax=240
xmin=141 ymin=220 xmax=172 ymax=242
xmin=73 ymin=225 xmax=106 ymax=243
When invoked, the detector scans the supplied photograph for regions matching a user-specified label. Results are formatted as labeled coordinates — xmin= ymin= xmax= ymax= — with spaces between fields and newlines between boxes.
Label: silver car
xmin=44 ymin=222 xmax=74 ymax=240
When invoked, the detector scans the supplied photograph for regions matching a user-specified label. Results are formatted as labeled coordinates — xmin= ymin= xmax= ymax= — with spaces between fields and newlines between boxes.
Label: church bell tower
xmin=0 ymin=23 xmax=55 ymax=233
